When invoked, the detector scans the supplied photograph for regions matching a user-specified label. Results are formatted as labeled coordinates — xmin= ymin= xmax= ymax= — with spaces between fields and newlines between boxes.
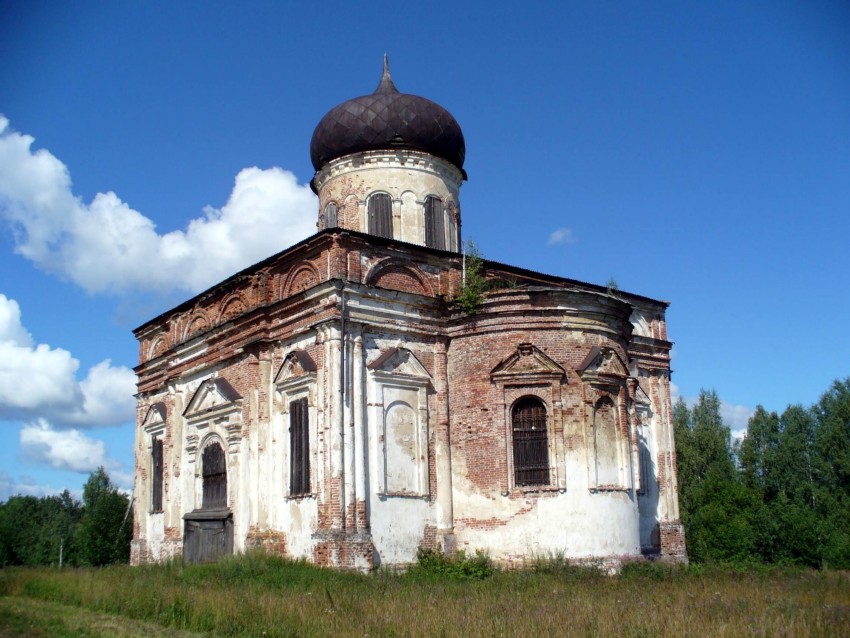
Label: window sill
xmin=503 ymin=485 xmax=564 ymax=498
xmin=589 ymin=485 xmax=630 ymax=493
xmin=378 ymin=491 xmax=429 ymax=500
xmin=286 ymin=492 xmax=317 ymax=501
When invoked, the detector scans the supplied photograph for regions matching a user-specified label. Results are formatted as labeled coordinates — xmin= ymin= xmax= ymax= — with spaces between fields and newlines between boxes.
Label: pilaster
xmin=434 ymin=336 xmax=455 ymax=552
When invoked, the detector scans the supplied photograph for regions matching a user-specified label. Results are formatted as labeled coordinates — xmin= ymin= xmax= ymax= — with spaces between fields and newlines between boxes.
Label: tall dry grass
xmin=1 ymin=553 xmax=848 ymax=637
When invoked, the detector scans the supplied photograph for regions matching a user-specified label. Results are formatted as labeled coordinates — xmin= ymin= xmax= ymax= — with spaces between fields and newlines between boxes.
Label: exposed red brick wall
xmin=313 ymin=534 xmax=374 ymax=570
xmin=368 ymin=264 xmax=429 ymax=295
xmin=446 ymin=296 xmax=631 ymax=497
xmin=659 ymin=521 xmax=687 ymax=561
xmin=245 ymin=527 xmax=288 ymax=556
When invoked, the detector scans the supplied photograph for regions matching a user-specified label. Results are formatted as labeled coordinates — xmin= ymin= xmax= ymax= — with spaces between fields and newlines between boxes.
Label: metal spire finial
xmin=375 ymin=53 xmax=398 ymax=93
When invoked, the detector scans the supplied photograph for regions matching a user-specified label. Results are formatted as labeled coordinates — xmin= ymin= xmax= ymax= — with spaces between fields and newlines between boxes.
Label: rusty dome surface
xmin=310 ymin=59 xmax=466 ymax=174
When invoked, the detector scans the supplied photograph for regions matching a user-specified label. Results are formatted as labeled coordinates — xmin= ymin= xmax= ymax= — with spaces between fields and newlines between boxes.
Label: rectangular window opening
xmin=368 ymin=194 xmax=393 ymax=239
xmin=290 ymin=398 xmax=310 ymax=496
xmin=424 ymin=197 xmax=446 ymax=250
xmin=152 ymin=437 xmax=163 ymax=511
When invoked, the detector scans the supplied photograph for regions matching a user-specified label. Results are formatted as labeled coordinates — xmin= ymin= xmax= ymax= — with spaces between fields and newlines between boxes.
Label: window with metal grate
xmin=512 ymin=397 xmax=550 ymax=486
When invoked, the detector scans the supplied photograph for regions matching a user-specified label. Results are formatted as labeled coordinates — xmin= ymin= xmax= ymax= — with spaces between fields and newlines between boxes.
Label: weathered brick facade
xmin=131 ymin=230 xmax=686 ymax=568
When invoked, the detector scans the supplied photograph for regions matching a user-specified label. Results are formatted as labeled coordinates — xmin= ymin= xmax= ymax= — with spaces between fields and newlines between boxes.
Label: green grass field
xmin=1 ymin=554 xmax=848 ymax=637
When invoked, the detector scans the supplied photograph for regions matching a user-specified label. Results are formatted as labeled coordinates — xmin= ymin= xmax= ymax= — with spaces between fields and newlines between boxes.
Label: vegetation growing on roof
xmin=455 ymin=240 xmax=488 ymax=315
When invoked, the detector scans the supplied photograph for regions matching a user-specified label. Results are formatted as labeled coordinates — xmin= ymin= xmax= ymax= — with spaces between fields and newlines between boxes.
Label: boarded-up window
xmin=594 ymin=397 xmax=619 ymax=486
xmin=512 ymin=397 xmax=549 ymax=486
xmin=290 ymin=398 xmax=310 ymax=496
xmin=152 ymin=437 xmax=163 ymax=512
xmin=202 ymin=442 xmax=227 ymax=509
xmin=424 ymin=196 xmax=445 ymax=250
xmin=325 ymin=202 xmax=338 ymax=228
xmin=368 ymin=193 xmax=393 ymax=238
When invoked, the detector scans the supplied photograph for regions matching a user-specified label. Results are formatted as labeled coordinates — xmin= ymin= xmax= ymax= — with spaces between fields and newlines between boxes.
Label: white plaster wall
xmin=451 ymin=442 xmax=642 ymax=562
xmin=455 ymin=493 xmax=640 ymax=561
xmin=140 ymin=513 xmax=165 ymax=560
xmin=134 ymin=388 xmax=185 ymax=563
xmin=369 ymin=495 xmax=432 ymax=566
xmin=637 ymin=374 xmax=662 ymax=551
xmin=264 ymin=332 xmax=321 ymax=558
xmin=363 ymin=331 xmax=437 ymax=565
xmin=232 ymin=438 xmax=249 ymax=553
xmin=259 ymin=382 xmax=320 ymax=558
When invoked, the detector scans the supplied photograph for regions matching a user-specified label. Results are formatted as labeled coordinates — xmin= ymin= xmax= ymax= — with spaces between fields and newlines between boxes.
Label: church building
xmin=131 ymin=60 xmax=686 ymax=568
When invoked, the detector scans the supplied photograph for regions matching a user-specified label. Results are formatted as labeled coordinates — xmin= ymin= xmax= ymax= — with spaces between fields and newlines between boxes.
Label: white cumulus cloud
xmin=20 ymin=420 xmax=108 ymax=473
xmin=0 ymin=295 xmax=34 ymax=345
xmin=0 ymin=295 xmax=82 ymax=416
xmin=547 ymin=227 xmax=576 ymax=246
xmin=73 ymin=360 xmax=136 ymax=428
xmin=0 ymin=294 xmax=135 ymax=428
xmin=0 ymin=116 xmax=318 ymax=296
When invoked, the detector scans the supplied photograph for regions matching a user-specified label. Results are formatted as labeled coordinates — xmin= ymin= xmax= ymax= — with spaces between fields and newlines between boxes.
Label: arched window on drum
xmin=368 ymin=193 xmax=392 ymax=238
xmin=424 ymin=195 xmax=446 ymax=250
xmin=324 ymin=202 xmax=338 ymax=229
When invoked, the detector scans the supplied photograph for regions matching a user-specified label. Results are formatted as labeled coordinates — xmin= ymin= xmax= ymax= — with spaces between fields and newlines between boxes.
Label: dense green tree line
xmin=675 ymin=378 xmax=850 ymax=568
xmin=0 ymin=467 xmax=132 ymax=567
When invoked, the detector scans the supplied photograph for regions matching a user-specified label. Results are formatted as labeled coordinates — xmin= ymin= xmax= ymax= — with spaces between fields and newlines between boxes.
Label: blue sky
xmin=1 ymin=1 xmax=848 ymax=500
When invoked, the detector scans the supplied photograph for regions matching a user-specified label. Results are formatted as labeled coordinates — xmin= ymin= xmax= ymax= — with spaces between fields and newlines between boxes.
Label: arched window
xmin=512 ymin=397 xmax=549 ymax=486
xmin=368 ymin=193 xmax=393 ymax=238
xmin=202 ymin=442 xmax=227 ymax=509
xmin=324 ymin=202 xmax=338 ymax=229
xmin=594 ymin=397 xmax=619 ymax=486
xmin=424 ymin=196 xmax=445 ymax=250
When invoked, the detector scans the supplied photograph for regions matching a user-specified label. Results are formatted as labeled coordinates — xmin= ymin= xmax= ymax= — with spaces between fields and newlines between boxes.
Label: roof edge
xmin=134 ymin=227 xmax=669 ymax=336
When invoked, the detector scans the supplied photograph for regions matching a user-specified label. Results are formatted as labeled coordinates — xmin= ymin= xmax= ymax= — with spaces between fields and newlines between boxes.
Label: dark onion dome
xmin=310 ymin=57 xmax=466 ymax=175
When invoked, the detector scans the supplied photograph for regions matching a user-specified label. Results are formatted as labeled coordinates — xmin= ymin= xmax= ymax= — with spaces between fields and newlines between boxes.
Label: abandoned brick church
xmin=131 ymin=60 xmax=687 ymax=568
